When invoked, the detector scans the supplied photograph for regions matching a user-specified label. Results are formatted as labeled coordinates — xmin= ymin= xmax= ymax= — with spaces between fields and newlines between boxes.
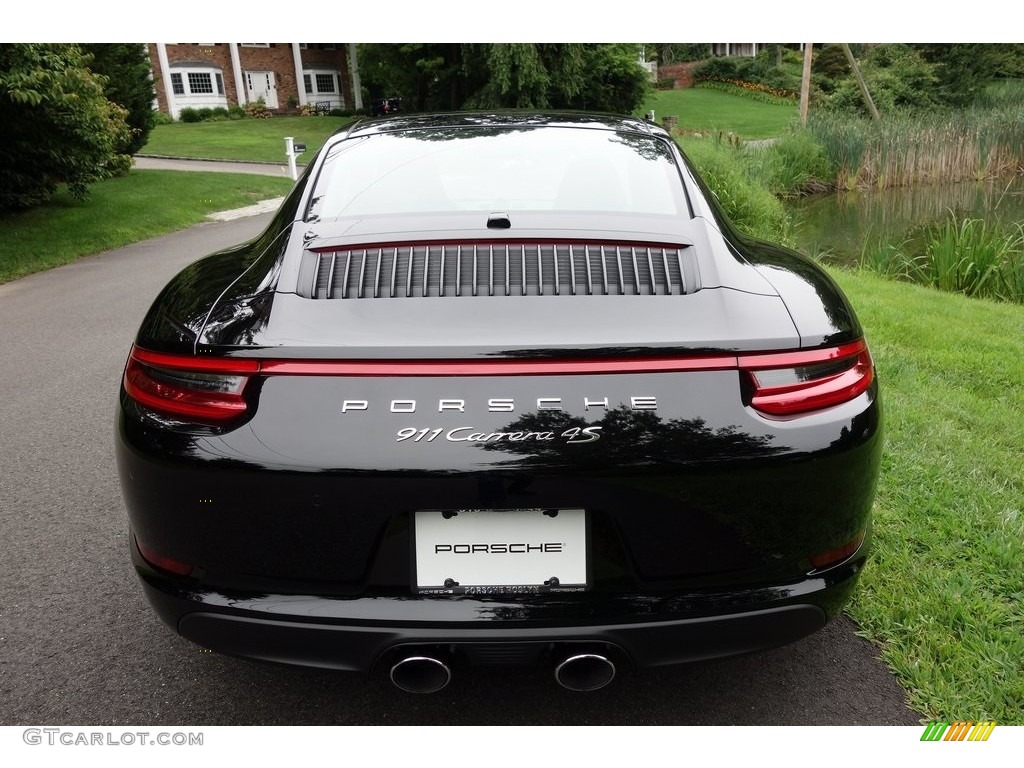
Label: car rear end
xmin=116 ymin=115 xmax=881 ymax=690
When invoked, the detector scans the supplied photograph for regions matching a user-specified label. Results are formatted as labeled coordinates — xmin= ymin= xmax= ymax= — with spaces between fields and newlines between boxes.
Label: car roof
xmin=337 ymin=111 xmax=669 ymax=141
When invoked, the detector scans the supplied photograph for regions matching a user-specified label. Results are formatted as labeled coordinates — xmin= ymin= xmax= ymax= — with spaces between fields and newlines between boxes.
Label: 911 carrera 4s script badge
xmin=396 ymin=426 xmax=602 ymax=444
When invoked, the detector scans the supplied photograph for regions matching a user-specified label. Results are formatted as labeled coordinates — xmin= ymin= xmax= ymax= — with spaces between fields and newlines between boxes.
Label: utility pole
xmin=841 ymin=43 xmax=880 ymax=120
xmin=800 ymin=44 xmax=813 ymax=125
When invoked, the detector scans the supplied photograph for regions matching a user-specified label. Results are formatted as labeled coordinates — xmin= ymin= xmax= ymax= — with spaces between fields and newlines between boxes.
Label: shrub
xmin=227 ymin=105 xmax=246 ymax=120
xmin=693 ymin=80 xmax=797 ymax=105
xmin=693 ymin=56 xmax=743 ymax=83
xmin=245 ymin=98 xmax=272 ymax=118
xmin=693 ymin=51 xmax=803 ymax=99
xmin=0 ymin=43 xmax=131 ymax=209
xmin=178 ymin=107 xmax=201 ymax=123
xmin=105 ymin=152 xmax=133 ymax=177
xmin=152 ymin=110 xmax=173 ymax=125
xmin=754 ymin=130 xmax=835 ymax=195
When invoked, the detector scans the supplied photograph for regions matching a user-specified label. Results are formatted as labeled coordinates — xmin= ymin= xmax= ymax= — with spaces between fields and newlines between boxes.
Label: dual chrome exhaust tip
xmin=389 ymin=649 xmax=616 ymax=693
xmin=553 ymin=652 xmax=616 ymax=691
xmin=389 ymin=655 xmax=453 ymax=694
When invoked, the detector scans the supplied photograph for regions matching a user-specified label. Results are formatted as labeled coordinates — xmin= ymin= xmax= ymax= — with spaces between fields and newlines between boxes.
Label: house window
xmin=304 ymin=70 xmax=340 ymax=95
xmin=315 ymin=73 xmax=336 ymax=93
xmin=215 ymin=73 xmax=224 ymax=95
xmin=187 ymin=72 xmax=214 ymax=94
xmin=170 ymin=73 xmax=185 ymax=96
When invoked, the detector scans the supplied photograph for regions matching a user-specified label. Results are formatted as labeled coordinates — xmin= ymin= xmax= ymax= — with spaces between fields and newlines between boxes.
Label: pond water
xmin=787 ymin=176 xmax=1024 ymax=265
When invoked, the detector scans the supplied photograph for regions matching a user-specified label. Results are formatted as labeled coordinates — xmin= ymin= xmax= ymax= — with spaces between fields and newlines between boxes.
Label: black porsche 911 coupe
xmin=116 ymin=112 xmax=881 ymax=693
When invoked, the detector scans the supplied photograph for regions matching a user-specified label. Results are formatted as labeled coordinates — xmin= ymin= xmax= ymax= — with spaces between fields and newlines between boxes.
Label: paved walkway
xmin=133 ymin=155 xmax=301 ymax=220
xmin=133 ymin=155 xmax=303 ymax=178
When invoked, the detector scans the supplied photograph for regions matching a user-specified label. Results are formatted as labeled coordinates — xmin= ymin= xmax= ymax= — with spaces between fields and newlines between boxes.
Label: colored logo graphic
xmin=921 ymin=721 xmax=997 ymax=742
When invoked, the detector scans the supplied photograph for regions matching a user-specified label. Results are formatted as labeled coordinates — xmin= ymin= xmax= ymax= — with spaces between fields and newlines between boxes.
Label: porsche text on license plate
xmin=413 ymin=508 xmax=587 ymax=595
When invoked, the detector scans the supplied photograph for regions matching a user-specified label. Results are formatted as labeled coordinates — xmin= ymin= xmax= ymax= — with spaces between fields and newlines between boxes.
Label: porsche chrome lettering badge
xmin=341 ymin=396 xmax=657 ymax=414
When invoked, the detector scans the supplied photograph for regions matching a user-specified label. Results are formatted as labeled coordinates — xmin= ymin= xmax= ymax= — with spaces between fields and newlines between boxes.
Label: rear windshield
xmin=307 ymin=126 xmax=686 ymax=221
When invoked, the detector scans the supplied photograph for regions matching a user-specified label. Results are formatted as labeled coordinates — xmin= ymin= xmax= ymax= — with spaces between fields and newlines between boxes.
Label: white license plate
xmin=413 ymin=508 xmax=587 ymax=595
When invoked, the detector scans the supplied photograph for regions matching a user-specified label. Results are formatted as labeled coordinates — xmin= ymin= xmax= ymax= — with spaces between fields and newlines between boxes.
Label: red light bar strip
xmin=258 ymin=356 xmax=740 ymax=376
xmin=736 ymin=340 xmax=866 ymax=370
xmin=132 ymin=347 xmax=260 ymax=374
xmin=130 ymin=342 xmax=867 ymax=378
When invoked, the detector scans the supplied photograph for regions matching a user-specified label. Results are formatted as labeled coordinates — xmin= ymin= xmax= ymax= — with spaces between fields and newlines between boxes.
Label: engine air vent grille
xmin=301 ymin=242 xmax=700 ymax=299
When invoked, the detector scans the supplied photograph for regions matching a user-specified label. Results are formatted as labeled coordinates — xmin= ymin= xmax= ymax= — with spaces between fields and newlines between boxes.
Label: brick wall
xmin=656 ymin=62 xmax=701 ymax=89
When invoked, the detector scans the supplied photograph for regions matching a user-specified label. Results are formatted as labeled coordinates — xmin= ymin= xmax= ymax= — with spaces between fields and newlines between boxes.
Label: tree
xmin=82 ymin=44 xmax=156 ymax=155
xmin=0 ymin=44 xmax=131 ymax=210
xmin=914 ymin=44 xmax=1024 ymax=107
xmin=358 ymin=44 xmax=465 ymax=111
xmin=569 ymin=44 xmax=651 ymax=114
xmin=826 ymin=44 xmax=940 ymax=115
xmin=358 ymin=43 xmax=650 ymax=115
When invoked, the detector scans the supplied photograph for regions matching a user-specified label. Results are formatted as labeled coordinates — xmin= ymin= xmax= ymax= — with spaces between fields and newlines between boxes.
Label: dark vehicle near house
xmin=371 ymin=96 xmax=401 ymax=116
xmin=116 ymin=112 xmax=881 ymax=693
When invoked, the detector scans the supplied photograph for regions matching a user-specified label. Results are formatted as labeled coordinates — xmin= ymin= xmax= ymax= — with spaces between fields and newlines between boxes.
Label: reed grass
xmin=857 ymin=212 xmax=1024 ymax=304
xmin=806 ymin=109 xmax=1024 ymax=190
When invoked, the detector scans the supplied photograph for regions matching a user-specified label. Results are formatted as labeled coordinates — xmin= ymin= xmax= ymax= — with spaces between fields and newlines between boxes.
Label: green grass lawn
xmin=144 ymin=98 xmax=791 ymax=164
xmin=642 ymin=88 xmax=798 ymax=139
xmin=830 ymin=267 xmax=1024 ymax=724
xmin=142 ymin=116 xmax=356 ymax=163
xmin=0 ymin=171 xmax=295 ymax=283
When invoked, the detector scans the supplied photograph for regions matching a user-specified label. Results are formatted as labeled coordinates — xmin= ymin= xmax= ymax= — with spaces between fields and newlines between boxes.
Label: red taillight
xmin=123 ymin=346 xmax=256 ymax=424
xmin=739 ymin=340 xmax=874 ymax=417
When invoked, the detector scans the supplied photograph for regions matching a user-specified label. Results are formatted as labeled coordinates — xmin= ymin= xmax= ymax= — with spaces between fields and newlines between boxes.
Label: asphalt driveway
xmin=0 ymin=214 xmax=922 ymax=725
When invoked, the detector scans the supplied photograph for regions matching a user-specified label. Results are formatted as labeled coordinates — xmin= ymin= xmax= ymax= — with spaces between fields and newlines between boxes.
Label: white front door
xmin=245 ymin=71 xmax=278 ymax=108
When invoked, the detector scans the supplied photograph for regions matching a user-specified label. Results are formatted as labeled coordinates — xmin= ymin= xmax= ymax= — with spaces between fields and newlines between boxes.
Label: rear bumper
xmin=135 ymin=534 xmax=864 ymax=673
